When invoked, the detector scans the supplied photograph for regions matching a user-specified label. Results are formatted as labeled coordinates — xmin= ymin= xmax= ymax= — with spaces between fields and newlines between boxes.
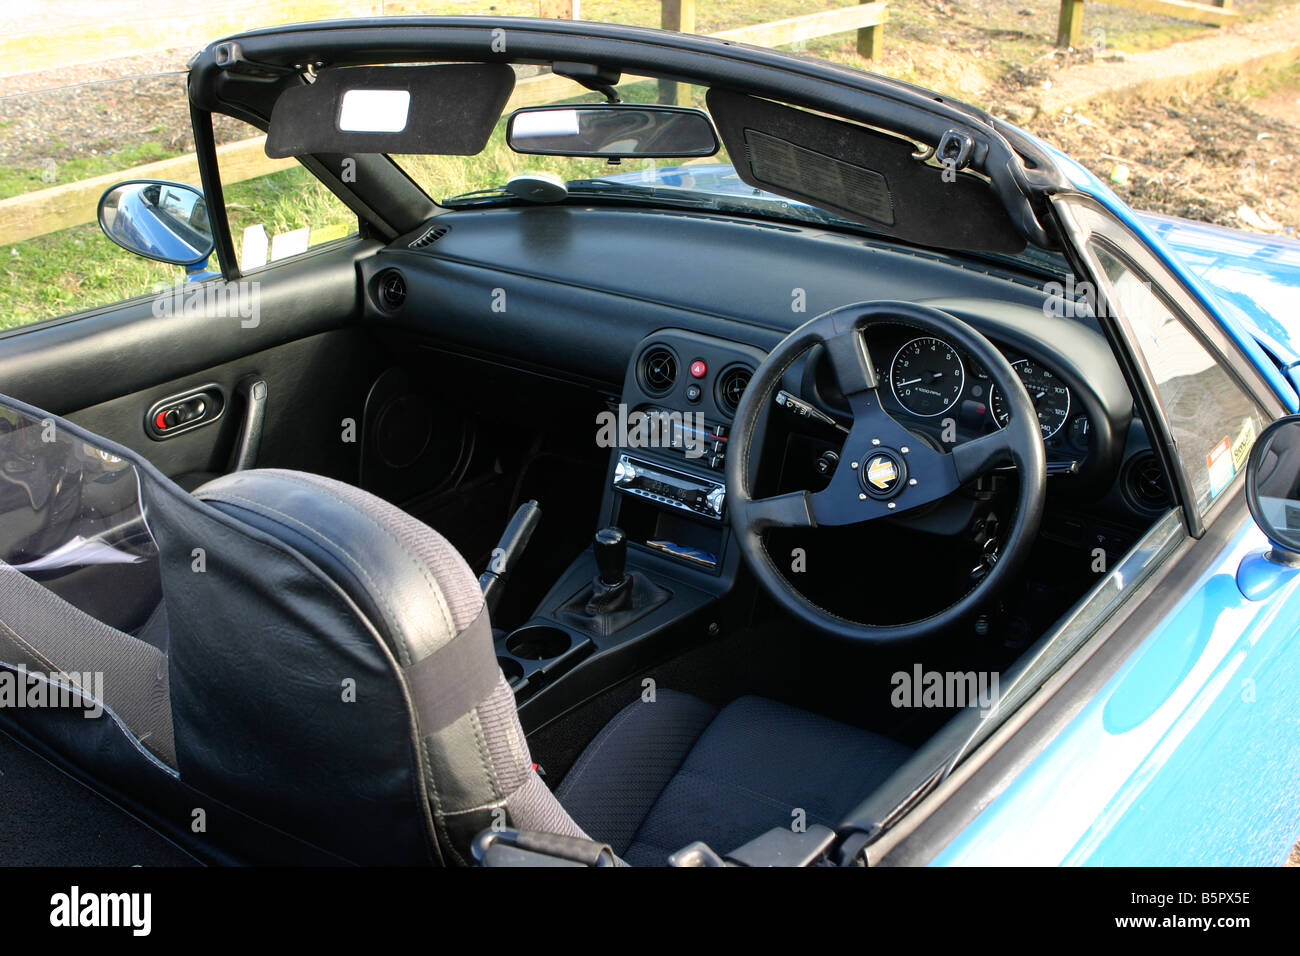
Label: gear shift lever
xmin=593 ymin=527 xmax=628 ymax=588
xmin=562 ymin=526 xmax=671 ymax=633
xmin=586 ymin=527 xmax=632 ymax=615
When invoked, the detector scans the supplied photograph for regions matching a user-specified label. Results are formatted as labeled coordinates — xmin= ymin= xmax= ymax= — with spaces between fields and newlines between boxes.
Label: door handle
xmin=229 ymin=377 xmax=268 ymax=472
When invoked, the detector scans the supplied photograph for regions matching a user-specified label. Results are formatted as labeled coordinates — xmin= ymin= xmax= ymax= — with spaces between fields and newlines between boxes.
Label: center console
xmin=492 ymin=329 xmax=765 ymax=729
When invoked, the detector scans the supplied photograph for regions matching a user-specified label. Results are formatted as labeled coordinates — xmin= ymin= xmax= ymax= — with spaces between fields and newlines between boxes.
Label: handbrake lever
xmin=479 ymin=500 xmax=542 ymax=616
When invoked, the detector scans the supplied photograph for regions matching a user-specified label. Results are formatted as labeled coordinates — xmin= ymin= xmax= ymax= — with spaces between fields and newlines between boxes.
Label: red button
xmin=690 ymin=360 xmax=707 ymax=378
xmin=155 ymin=411 xmax=169 ymax=430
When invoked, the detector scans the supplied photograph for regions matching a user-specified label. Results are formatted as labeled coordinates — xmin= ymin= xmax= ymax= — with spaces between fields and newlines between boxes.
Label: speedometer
xmin=890 ymin=336 xmax=965 ymax=417
xmin=990 ymin=359 xmax=1071 ymax=439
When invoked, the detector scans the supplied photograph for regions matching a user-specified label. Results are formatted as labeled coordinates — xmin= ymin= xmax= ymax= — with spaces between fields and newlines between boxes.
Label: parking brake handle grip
xmin=479 ymin=500 xmax=543 ymax=616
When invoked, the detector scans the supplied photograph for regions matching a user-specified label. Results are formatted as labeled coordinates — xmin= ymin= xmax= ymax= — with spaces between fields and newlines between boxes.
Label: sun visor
xmin=706 ymin=89 xmax=1025 ymax=254
xmin=265 ymin=63 xmax=516 ymax=158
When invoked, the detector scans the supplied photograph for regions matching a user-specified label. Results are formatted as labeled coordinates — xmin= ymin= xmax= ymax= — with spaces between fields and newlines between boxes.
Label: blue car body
xmin=938 ymin=145 xmax=1300 ymax=866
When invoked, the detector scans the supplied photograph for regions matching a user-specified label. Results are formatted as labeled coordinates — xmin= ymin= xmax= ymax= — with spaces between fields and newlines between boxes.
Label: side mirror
xmin=506 ymin=104 xmax=719 ymax=159
xmin=1246 ymin=414 xmax=1300 ymax=561
xmin=97 ymin=180 xmax=214 ymax=267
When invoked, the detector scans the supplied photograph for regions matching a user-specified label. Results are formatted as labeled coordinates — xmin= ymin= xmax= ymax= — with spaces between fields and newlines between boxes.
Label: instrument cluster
xmin=871 ymin=326 xmax=1093 ymax=467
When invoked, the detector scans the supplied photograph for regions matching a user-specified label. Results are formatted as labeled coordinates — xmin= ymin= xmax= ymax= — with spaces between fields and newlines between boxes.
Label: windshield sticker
xmin=1207 ymin=435 xmax=1234 ymax=499
xmin=1231 ymin=417 xmax=1257 ymax=474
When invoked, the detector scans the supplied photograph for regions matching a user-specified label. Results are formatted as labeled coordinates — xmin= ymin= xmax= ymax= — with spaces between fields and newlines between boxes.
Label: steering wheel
xmin=726 ymin=301 xmax=1046 ymax=644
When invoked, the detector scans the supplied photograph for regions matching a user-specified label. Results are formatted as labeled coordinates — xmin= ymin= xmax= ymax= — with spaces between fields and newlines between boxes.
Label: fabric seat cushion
xmin=557 ymin=692 xmax=914 ymax=866
xmin=555 ymin=690 xmax=719 ymax=858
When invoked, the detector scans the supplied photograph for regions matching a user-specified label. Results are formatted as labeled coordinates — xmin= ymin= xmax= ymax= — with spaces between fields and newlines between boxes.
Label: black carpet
xmin=0 ymin=730 xmax=195 ymax=866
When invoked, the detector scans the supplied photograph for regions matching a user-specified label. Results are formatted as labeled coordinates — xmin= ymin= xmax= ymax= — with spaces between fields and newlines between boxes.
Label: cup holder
xmin=497 ymin=656 xmax=525 ymax=683
xmin=505 ymin=625 xmax=572 ymax=661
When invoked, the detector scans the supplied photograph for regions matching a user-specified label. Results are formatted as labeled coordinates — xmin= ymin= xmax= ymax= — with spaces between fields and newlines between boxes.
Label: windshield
xmin=393 ymin=69 xmax=1067 ymax=279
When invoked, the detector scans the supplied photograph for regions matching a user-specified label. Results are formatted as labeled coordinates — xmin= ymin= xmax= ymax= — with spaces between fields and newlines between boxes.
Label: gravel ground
xmin=0 ymin=57 xmax=252 ymax=167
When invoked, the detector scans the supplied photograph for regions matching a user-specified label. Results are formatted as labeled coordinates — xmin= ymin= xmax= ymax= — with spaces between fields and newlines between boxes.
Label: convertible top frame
xmin=184 ymin=15 xmax=1069 ymax=269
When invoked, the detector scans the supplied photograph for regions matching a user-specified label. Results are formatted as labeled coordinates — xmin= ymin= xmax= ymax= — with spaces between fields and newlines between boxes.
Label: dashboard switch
xmin=689 ymin=359 xmax=707 ymax=379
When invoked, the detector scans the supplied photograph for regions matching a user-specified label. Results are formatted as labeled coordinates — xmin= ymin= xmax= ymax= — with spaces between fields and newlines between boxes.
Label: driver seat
xmin=183 ymin=468 xmax=914 ymax=865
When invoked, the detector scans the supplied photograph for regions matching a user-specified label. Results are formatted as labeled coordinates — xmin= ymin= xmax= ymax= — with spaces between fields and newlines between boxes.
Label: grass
xmin=1 ymin=223 xmax=176 ymax=330
xmin=0 ymin=165 xmax=356 ymax=328
xmin=0 ymin=142 xmax=181 ymax=201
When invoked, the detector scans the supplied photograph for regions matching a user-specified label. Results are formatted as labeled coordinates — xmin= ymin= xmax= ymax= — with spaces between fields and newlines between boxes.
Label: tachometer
xmin=890 ymin=336 xmax=965 ymax=417
xmin=990 ymin=359 xmax=1071 ymax=439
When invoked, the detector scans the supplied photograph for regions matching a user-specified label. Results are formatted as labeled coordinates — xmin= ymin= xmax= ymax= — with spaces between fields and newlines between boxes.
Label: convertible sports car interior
xmin=0 ymin=17 xmax=1217 ymax=867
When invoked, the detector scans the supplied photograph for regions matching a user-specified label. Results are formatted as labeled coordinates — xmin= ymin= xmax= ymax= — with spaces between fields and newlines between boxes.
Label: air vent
xmin=1122 ymin=452 xmax=1173 ymax=513
xmin=638 ymin=346 xmax=678 ymax=397
xmin=376 ymin=270 xmax=407 ymax=312
xmin=409 ymin=224 xmax=449 ymax=249
xmin=715 ymin=366 xmax=752 ymax=415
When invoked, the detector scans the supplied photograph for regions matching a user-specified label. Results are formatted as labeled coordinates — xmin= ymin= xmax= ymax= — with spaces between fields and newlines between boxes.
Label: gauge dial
xmin=1067 ymin=415 xmax=1091 ymax=451
xmin=990 ymin=359 xmax=1071 ymax=439
xmin=890 ymin=336 xmax=965 ymax=417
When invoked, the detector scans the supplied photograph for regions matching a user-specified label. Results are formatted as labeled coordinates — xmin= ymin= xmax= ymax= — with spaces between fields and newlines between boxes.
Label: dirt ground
xmin=1020 ymin=69 xmax=1300 ymax=233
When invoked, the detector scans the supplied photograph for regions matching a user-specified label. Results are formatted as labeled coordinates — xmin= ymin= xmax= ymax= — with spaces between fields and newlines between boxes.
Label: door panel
xmin=68 ymin=329 xmax=377 ymax=486
xmin=0 ymin=239 xmax=381 ymax=484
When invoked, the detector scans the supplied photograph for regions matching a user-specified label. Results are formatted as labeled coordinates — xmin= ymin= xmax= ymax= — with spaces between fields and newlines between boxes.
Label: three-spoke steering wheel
xmin=726 ymin=301 xmax=1046 ymax=644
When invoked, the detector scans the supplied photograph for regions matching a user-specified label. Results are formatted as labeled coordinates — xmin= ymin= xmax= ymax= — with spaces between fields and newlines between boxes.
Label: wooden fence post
xmin=1057 ymin=0 xmax=1085 ymax=47
xmin=857 ymin=2 xmax=884 ymax=60
xmin=539 ymin=1 xmax=579 ymax=18
xmin=659 ymin=0 xmax=696 ymax=105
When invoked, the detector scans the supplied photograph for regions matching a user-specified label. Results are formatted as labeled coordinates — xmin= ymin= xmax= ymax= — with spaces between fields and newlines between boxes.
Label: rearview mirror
xmin=97 ymin=180 xmax=214 ymax=267
xmin=506 ymin=105 xmax=719 ymax=159
xmin=1246 ymin=414 xmax=1300 ymax=559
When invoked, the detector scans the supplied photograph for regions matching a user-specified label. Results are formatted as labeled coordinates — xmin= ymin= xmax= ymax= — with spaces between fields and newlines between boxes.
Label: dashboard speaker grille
xmin=639 ymin=346 xmax=678 ymax=396
xmin=376 ymin=270 xmax=407 ymax=312
xmin=716 ymin=366 xmax=752 ymax=415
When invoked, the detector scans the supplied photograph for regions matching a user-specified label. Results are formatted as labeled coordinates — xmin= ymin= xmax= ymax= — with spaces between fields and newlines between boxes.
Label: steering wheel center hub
xmin=859 ymin=449 xmax=907 ymax=499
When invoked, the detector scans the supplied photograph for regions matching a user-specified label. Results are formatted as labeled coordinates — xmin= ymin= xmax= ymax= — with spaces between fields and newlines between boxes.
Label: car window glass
xmin=1090 ymin=242 xmax=1265 ymax=513
xmin=0 ymin=72 xmax=208 ymax=329
xmin=217 ymin=119 xmax=358 ymax=272
xmin=393 ymin=71 xmax=735 ymax=204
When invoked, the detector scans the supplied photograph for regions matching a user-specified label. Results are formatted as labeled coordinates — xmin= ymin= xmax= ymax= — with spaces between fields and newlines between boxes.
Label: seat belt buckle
xmin=670 ymin=824 xmax=839 ymax=867
xmin=471 ymin=827 xmax=618 ymax=867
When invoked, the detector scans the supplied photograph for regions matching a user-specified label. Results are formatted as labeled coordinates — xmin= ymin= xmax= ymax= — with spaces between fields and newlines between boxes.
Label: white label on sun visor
xmin=338 ymin=89 xmax=411 ymax=133
xmin=512 ymin=109 xmax=581 ymax=140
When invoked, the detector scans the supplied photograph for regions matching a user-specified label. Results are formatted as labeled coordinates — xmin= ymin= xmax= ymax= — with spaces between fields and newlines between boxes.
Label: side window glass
xmin=0 ymin=72 xmax=207 ymax=328
xmin=216 ymin=119 xmax=357 ymax=272
xmin=1089 ymin=242 xmax=1265 ymax=513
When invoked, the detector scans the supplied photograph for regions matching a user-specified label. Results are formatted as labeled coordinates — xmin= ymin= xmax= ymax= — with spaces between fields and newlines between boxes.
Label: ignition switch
xmin=814 ymin=449 xmax=840 ymax=479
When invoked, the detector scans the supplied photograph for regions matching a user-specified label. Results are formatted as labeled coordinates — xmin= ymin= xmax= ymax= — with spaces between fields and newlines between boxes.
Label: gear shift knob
xmin=593 ymin=527 xmax=628 ymax=587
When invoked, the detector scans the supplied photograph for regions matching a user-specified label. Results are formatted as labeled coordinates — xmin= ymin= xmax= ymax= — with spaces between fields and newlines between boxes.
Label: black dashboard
xmin=360 ymin=204 xmax=1165 ymax=560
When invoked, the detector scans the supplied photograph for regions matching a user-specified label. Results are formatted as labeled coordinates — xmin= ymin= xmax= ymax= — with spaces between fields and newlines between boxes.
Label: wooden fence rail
xmin=1057 ymin=0 xmax=1235 ymax=49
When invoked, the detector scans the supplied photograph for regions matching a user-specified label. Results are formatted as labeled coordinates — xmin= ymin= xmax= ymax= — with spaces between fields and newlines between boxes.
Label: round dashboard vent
xmin=376 ymin=269 xmax=407 ymax=312
xmin=638 ymin=346 xmax=678 ymax=396
xmin=1122 ymin=452 xmax=1173 ymax=513
xmin=716 ymin=365 xmax=752 ymax=415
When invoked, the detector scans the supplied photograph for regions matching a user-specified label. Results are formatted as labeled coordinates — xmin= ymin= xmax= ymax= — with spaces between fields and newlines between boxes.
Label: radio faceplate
xmin=613 ymin=454 xmax=725 ymax=521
